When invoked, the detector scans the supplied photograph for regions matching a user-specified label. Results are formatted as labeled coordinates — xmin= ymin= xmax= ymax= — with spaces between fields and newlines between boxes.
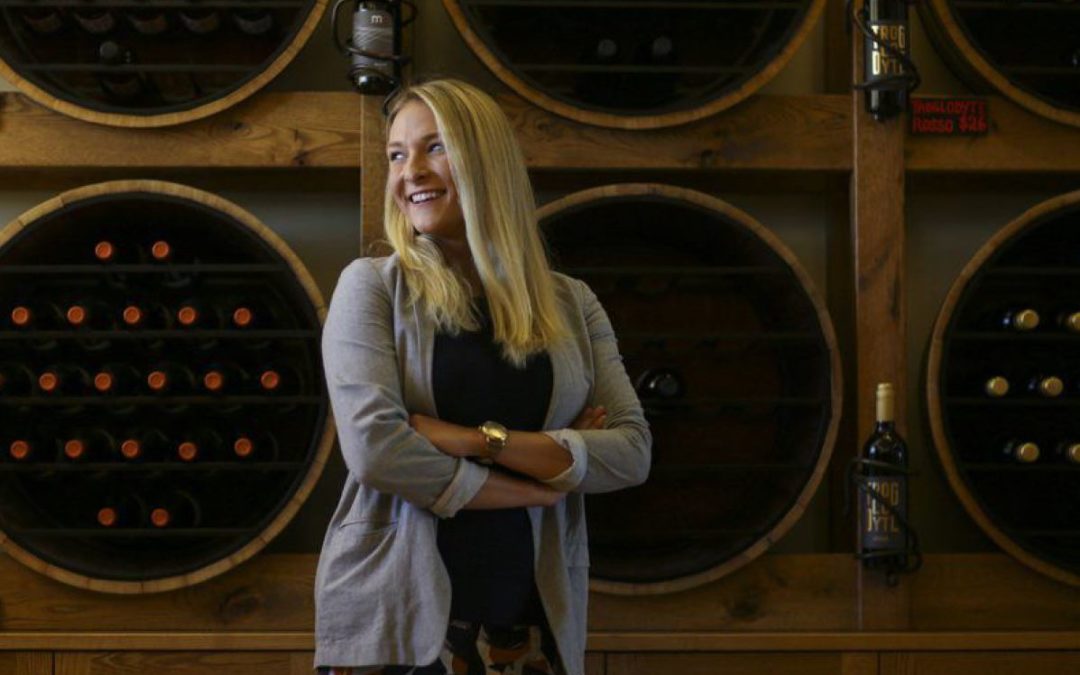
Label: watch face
xmin=482 ymin=421 xmax=508 ymax=445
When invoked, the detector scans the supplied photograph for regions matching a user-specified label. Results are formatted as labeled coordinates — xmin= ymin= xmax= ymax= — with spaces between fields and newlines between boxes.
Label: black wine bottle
xmin=71 ymin=7 xmax=116 ymax=34
xmin=125 ymin=7 xmax=169 ymax=35
xmin=93 ymin=363 xmax=142 ymax=395
xmin=1000 ymin=307 xmax=1040 ymax=332
xmin=175 ymin=427 xmax=225 ymax=462
xmin=1002 ymin=439 xmax=1040 ymax=464
xmin=118 ymin=427 xmax=170 ymax=462
xmin=634 ymin=368 xmax=684 ymax=399
xmin=232 ymin=8 xmax=274 ymax=36
xmin=98 ymin=41 xmax=145 ymax=103
xmin=0 ymin=362 xmax=35 ymax=396
xmin=148 ymin=490 xmax=202 ymax=528
xmin=145 ymin=361 xmax=197 ymax=395
xmin=96 ymin=493 xmax=148 ymax=527
xmin=982 ymin=375 xmax=1010 ymax=398
xmin=37 ymin=364 xmax=92 ymax=395
xmin=1027 ymin=374 xmax=1064 ymax=398
xmin=859 ymin=382 xmax=909 ymax=573
xmin=179 ymin=5 xmax=221 ymax=34
xmin=1058 ymin=310 xmax=1080 ymax=334
xmin=230 ymin=429 xmax=279 ymax=460
xmin=59 ymin=428 xmax=118 ymax=461
xmin=863 ymin=0 xmax=909 ymax=120
xmin=1054 ymin=441 xmax=1080 ymax=465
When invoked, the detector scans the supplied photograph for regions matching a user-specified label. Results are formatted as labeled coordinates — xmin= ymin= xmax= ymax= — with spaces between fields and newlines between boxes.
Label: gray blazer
xmin=315 ymin=255 xmax=651 ymax=675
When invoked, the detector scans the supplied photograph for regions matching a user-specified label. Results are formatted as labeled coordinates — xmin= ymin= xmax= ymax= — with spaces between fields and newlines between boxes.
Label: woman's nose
xmin=404 ymin=154 xmax=428 ymax=181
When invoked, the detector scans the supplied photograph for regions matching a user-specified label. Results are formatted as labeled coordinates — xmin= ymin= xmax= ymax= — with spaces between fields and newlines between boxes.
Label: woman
xmin=316 ymin=78 xmax=651 ymax=675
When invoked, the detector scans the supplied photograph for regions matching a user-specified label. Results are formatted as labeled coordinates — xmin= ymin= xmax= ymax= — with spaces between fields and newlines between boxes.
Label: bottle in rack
xmin=859 ymin=382 xmax=909 ymax=574
xmin=175 ymin=427 xmax=224 ymax=462
xmin=1057 ymin=310 xmax=1080 ymax=333
xmin=93 ymin=363 xmax=142 ymax=395
xmin=93 ymin=239 xmax=145 ymax=264
xmin=21 ymin=6 xmax=64 ymax=35
xmin=4 ymin=424 xmax=41 ymax=462
xmin=634 ymin=368 xmax=684 ymax=400
xmin=125 ymin=5 xmax=170 ymax=35
xmin=9 ymin=301 xmax=63 ymax=351
xmin=1002 ymin=439 xmax=1041 ymax=464
xmin=200 ymin=361 xmax=249 ymax=393
xmin=150 ymin=240 xmax=197 ymax=290
xmin=121 ymin=299 xmax=173 ymax=330
xmin=59 ymin=428 xmax=118 ymax=461
xmin=148 ymin=489 xmax=202 ymax=528
xmin=1055 ymin=441 xmax=1080 ymax=465
xmin=146 ymin=361 xmax=197 ymax=394
xmin=999 ymin=307 xmax=1041 ymax=332
xmin=179 ymin=4 xmax=221 ymax=35
xmin=37 ymin=364 xmax=92 ymax=395
xmin=118 ymin=427 xmax=170 ymax=461
xmin=230 ymin=429 xmax=279 ymax=460
xmin=97 ymin=40 xmax=146 ymax=103
xmin=96 ymin=493 xmax=149 ymax=528
xmin=176 ymin=299 xmax=224 ymax=329
xmin=982 ymin=374 xmax=1010 ymax=398
xmin=1026 ymin=374 xmax=1065 ymax=398
xmin=232 ymin=7 xmax=275 ymax=36
xmin=71 ymin=6 xmax=117 ymax=35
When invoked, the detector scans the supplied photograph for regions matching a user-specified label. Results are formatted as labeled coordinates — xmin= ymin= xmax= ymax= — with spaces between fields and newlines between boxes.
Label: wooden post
xmin=360 ymin=94 xmax=387 ymax=256
xmin=850 ymin=0 xmax=910 ymax=631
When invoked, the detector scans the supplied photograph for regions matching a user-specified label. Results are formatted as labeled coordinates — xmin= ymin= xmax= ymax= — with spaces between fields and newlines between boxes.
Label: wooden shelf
xmin=3 ymin=630 xmax=1080 ymax=652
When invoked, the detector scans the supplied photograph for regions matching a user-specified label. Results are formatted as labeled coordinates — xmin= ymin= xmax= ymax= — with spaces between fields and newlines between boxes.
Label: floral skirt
xmin=318 ymin=619 xmax=565 ymax=675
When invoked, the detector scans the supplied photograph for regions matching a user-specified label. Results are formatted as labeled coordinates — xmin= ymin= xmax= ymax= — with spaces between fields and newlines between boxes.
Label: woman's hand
xmin=409 ymin=413 xmax=481 ymax=458
xmin=571 ymin=405 xmax=607 ymax=431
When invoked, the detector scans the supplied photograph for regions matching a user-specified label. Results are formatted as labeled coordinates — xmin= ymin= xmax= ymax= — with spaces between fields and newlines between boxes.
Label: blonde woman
xmin=316 ymin=79 xmax=651 ymax=675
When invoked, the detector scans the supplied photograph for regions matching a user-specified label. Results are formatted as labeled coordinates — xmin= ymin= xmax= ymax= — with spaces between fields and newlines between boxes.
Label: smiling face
xmin=387 ymin=99 xmax=466 ymax=245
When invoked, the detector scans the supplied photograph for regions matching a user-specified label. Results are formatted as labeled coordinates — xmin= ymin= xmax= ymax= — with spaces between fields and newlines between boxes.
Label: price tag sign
xmin=911 ymin=97 xmax=989 ymax=136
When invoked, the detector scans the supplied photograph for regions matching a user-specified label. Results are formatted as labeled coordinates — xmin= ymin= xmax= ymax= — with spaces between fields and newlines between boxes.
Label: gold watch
xmin=477 ymin=420 xmax=508 ymax=464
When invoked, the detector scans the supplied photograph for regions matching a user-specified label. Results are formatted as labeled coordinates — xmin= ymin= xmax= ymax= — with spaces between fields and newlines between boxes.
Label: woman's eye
xmin=429 ymin=142 xmax=445 ymax=153
xmin=388 ymin=150 xmax=404 ymax=162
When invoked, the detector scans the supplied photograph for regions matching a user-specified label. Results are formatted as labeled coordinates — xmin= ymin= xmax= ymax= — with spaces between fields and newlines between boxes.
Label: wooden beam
xmin=0 ymin=92 xmax=364 ymax=169
xmin=360 ymin=94 xmax=388 ymax=255
xmin=850 ymin=0 xmax=910 ymax=632
xmin=5 ymin=630 xmax=1080 ymax=652
xmin=907 ymin=96 xmax=1080 ymax=173
xmin=504 ymin=93 xmax=852 ymax=171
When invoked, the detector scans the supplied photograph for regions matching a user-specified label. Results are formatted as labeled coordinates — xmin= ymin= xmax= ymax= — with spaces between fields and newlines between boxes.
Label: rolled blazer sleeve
xmin=544 ymin=280 xmax=652 ymax=494
xmin=322 ymin=259 xmax=489 ymax=518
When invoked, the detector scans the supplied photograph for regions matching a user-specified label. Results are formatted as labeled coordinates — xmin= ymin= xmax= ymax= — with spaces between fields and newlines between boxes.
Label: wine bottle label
xmin=860 ymin=476 xmax=906 ymax=550
xmin=865 ymin=20 xmax=907 ymax=83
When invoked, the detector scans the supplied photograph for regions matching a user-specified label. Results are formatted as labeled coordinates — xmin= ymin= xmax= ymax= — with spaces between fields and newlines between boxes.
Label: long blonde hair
xmin=383 ymin=79 xmax=567 ymax=367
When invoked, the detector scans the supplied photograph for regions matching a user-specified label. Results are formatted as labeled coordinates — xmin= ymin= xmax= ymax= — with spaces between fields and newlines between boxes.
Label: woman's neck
xmin=435 ymin=236 xmax=483 ymax=297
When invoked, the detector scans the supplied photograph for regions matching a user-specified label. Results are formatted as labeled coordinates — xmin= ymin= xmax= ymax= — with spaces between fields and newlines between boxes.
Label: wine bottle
xmin=149 ymin=490 xmax=202 ymax=528
xmin=21 ymin=6 xmax=64 ymax=35
xmin=93 ymin=239 xmax=146 ymax=264
xmin=118 ymin=427 xmax=170 ymax=461
xmin=176 ymin=299 xmax=223 ymax=329
xmin=60 ymin=428 xmax=118 ymax=461
xmin=863 ymin=0 xmax=909 ymax=120
xmin=1058 ymin=310 xmax=1080 ymax=333
xmin=175 ymin=427 xmax=224 ymax=462
xmin=232 ymin=8 xmax=274 ymax=36
xmin=634 ymin=368 xmax=684 ymax=399
xmin=146 ymin=361 xmax=197 ymax=394
xmin=1000 ymin=307 xmax=1040 ymax=331
xmin=93 ymin=363 xmax=142 ymax=395
xmin=200 ymin=361 xmax=249 ymax=393
xmin=859 ymin=382 xmax=909 ymax=573
xmin=121 ymin=299 xmax=173 ymax=330
xmin=0 ymin=362 xmax=35 ymax=396
xmin=10 ymin=301 xmax=65 ymax=330
xmin=230 ymin=429 xmax=279 ymax=460
xmin=1054 ymin=441 xmax=1080 ymax=465
xmin=1003 ymin=439 xmax=1040 ymax=463
xmin=1027 ymin=374 xmax=1064 ymax=398
xmin=71 ymin=7 xmax=116 ymax=35
xmin=98 ymin=41 xmax=145 ymax=103
xmin=7 ymin=437 xmax=35 ymax=462
xmin=179 ymin=6 xmax=221 ymax=34
xmin=96 ymin=493 xmax=148 ymax=528
xmin=982 ymin=375 xmax=1010 ymax=398
xmin=37 ymin=364 xmax=92 ymax=395
xmin=125 ymin=7 xmax=169 ymax=35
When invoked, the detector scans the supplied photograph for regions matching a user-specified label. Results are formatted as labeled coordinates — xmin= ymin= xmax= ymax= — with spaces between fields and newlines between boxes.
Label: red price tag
xmin=911 ymin=98 xmax=989 ymax=136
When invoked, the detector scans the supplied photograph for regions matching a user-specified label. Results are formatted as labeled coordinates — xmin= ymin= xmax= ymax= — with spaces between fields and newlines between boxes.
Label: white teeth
xmin=409 ymin=190 xmax=443 ymax=204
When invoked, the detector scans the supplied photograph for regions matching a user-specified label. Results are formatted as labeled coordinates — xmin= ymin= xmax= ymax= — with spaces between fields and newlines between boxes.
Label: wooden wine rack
xmin=0 ymin=180 xmax=332 ymax=593
xmin=928 ymin=190 xmax=1080 ymax=587
xmin=921 ymin=0 xmax=1080 ymax=127
xmin=539 ymin=184 xmax=840 ymax=594
xmin=0 ymin=0 xmax=326 ymax=126
xmin=442 ymin=0 xmax=825 ymax=129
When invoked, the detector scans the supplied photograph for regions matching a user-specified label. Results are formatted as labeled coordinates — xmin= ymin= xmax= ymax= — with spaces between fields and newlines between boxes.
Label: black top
xmin=433 ymin=301 xmax=553 ymax=626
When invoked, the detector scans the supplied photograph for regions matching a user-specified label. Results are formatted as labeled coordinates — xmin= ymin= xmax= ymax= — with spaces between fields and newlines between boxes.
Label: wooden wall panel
xmin=606 ymin=652 xmax=845 ymax=675
xmin=56 ymin=652 xmax=312 ymax=675
xmin=0 ymin=554 xmax=315 ymax=632
xmin=585 ymin=653 xmax=605 ymax=675
xmin=911 ymin=555 xmax=1080 ymax=630
xmin=880 ymin=652 xmax=1080 ymax=675
xmin=0 ymin=653 xmax=51 ymax=675
xmin=588 ymin=554 xmax=856 ymax=632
